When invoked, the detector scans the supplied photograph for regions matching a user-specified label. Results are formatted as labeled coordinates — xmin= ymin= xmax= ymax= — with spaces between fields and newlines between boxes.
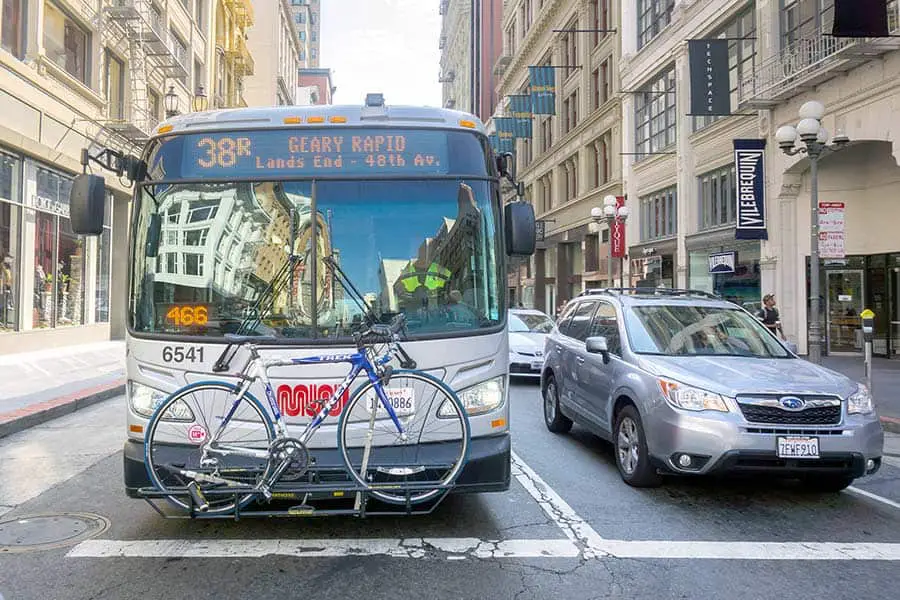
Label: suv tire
xmin=614 ymin=405 xmax=662 ymax=488
xmin=543 ymin=376 xmax=573 ymax=434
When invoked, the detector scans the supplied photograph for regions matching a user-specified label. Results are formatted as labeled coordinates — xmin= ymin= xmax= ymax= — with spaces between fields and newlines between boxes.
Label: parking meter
xmin=860 ymin=309 xmax=875 ymax=394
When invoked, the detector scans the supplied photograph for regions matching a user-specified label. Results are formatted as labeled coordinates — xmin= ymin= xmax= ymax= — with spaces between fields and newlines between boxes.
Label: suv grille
xmin=736 ymin=396 xmax=842 ymax=425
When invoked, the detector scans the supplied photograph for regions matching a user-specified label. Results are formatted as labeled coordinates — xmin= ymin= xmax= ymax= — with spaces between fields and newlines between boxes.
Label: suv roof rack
xmin=576 ymin=287 xmax=722 ymax=300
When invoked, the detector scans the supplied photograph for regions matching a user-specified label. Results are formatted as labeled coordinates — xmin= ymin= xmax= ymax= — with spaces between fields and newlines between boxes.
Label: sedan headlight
xmin=439 ymin=376 xmax=505 ymax=417
xmin=658 ymin=379 xmax=729 ymax=413
xmin=848 ymin=383 xmax=875 ymax=415
xmin=129 ymin=381 xmax=193 ymax=421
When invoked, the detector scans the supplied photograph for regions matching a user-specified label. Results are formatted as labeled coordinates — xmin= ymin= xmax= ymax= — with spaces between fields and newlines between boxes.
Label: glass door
xmin=826 ymin=270 xmax=865 ymax=354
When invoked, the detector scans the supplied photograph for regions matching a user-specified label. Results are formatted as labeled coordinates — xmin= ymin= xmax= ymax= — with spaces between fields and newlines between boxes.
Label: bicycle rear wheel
xmin=338 ymin=370 xmax=470 ymax=505
xmin=144 ymin=381 xmax=275 ymax=515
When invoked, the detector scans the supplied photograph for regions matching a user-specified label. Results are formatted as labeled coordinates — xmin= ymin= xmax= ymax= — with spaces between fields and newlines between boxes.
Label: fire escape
xmin=100 ymin=0 xmax=190 ymax=147
xmin=222 ymin=0 xmax=255 ymax=107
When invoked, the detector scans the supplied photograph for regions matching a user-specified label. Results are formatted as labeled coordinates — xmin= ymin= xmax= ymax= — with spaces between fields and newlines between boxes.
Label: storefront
xmin=687 ymin=235 xmax=762 ymax=311
xmin=629 ymin=240 xmax=676 ymax=288
xmin=0 ymin=146 xmax=112 ymax=338
xmin=807 ymin=254 xmax=900 ymax=357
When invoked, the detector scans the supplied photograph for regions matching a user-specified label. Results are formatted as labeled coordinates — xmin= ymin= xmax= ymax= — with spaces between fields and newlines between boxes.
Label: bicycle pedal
xmin=287 ymin=504 xmax=315 ymax=516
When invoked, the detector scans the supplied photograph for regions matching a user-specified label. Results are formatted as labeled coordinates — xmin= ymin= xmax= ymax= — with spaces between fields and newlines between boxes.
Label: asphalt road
xmin=1 ymin=380 xmax=899 ymax=600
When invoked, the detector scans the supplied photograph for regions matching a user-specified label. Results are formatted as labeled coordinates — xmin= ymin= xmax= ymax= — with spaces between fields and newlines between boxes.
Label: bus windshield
xmin=130 ymin=177 xmax=503 ymax=341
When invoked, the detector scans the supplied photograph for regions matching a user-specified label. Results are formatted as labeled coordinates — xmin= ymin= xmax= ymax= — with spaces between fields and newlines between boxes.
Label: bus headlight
xmin=129 ymin=381 xmax=193 ymax=421
xmin=440 ymin=376 xmax=505 ymax=417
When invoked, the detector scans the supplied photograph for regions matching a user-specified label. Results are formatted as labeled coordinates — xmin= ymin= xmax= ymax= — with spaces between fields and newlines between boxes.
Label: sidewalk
xmin=0 ymin=341 xmax=126 ymax=439
xmin=820 ymin=355 xmax=900 ymax=433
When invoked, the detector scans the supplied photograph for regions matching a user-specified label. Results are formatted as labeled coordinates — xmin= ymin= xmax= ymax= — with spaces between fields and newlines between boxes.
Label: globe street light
xmin=591 ymin=194 xmax=630 ymax=288
xmin=775 ymin=100 xmax=850 ymax=364
xmin=164 ymin=85 xmax=180 ymax=118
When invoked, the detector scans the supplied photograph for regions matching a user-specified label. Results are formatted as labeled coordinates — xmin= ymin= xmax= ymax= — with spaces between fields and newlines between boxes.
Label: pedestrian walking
xmin=756 ymin=293 xmax=784 ymax=339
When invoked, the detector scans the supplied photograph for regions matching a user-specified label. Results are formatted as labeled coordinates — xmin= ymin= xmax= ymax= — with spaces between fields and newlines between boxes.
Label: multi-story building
xmin=440 ymin=0 xmax=504 ymax=121
xmin=620 ymin=0 xmax=900 ymax=358
xmin=287 ymin=0 xmax=320 ymax=68
xmin=297 ymin=68 xmax=335 ymax=105
xmin=497 ymin=0 xmax=621 ymax=312
xmin=0 ymin=0 xmax=224 ymax=353
xmin=244 ymin=0 xmax=302 ymax=106
xmin=212 ymin=0 xmax=256 ymax=109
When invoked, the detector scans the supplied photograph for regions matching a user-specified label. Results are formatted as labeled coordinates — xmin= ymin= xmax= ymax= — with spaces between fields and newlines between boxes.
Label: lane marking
xmin=66 ymin=538 xmax=581 ymax=559
xmin=511 ymin=451 xmax=607 ymax=558
xmin=847 ymin=486 xmax=900 ymax=511
xmin=66 ymin=538 xmax=900 ymax=561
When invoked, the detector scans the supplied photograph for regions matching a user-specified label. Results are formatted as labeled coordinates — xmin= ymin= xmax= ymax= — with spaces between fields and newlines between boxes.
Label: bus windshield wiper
xmin=322 ymin=254 xmax=380 ymax=328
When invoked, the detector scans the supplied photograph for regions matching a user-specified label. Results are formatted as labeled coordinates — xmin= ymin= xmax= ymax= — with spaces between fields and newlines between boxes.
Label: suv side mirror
xmin=586 ymin=336 xmax=610 ymax=364
xmin=504 ymin=201 xmax=536 ymax=256
xmin=70 ymin=174 xmax=106 ymax=235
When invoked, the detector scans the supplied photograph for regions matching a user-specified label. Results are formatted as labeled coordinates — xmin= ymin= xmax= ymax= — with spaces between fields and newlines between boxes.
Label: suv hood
xmin=639 ymin=355 xmax=857 ymax=399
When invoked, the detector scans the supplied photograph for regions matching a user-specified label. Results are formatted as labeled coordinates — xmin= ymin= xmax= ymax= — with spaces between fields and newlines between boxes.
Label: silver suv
xmin=541 ymin=289 xmax=885 ymax=491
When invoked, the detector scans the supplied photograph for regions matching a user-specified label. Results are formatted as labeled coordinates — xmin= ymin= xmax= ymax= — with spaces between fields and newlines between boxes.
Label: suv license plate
xmin=777 ymin=436 xmax=820 ymax=459
xmin=531 ymin=359 xmax=543 ymax=370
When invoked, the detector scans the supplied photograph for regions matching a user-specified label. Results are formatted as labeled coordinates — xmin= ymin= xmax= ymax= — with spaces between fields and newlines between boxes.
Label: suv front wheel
xmin=614 ymin=405 xmax=662 ymax=488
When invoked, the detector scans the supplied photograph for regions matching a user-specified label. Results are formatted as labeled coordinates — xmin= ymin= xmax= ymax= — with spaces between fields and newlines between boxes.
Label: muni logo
xmin=276 ymin=383 xmax=350 ymax=418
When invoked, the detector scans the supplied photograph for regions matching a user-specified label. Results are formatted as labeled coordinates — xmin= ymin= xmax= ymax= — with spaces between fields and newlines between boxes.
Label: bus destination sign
xmin=181 ymin=128 xmax=452 ymax=177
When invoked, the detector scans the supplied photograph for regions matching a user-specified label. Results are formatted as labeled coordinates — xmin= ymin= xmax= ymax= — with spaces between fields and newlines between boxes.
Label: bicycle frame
xmin=205 ymin=345 xmax=403 ymax=462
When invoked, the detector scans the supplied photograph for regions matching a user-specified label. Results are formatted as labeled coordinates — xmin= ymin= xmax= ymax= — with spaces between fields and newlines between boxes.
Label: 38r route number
xmin=162 ymin=346 xmax=205 ymax=363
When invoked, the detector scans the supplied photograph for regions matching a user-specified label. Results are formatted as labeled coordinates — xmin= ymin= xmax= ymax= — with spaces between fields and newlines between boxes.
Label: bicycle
xmin=143 ymin=315 xmax=471 ymax=515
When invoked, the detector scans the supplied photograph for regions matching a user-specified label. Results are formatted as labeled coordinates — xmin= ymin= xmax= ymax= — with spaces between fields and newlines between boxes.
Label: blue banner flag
xmin=494 ymin=118 xmax=516 ymax=153
xmin=488 ymin=133 xmax=500 ymax=154
xmin=529 ymin=66 xmax=556 ymax=115
xmin=508 ymin=94 xmax=533 ymax=139
xmin=734 ymin=139 xmax=768 ymax=240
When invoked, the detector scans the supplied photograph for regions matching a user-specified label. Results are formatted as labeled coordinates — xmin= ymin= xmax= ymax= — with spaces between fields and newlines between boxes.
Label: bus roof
xmin=153 ymin=102 xmax=487 ymax=139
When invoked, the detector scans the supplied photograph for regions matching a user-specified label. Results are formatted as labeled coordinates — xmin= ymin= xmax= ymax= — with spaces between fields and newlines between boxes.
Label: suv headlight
xmin=658 ymin=379 xmax=729 ymax=412
xmin=848 ymin=383 xmax=875 ymax=415
xmin=439 ymin=376 xmax=505 ymax=417
xmin=129 ymin=381 xmax=193 ymax=421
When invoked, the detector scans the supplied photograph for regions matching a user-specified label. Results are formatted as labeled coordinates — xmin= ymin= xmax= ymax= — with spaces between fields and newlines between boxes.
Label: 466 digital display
xmin=181 ymin=128 xmax=452 ymax=177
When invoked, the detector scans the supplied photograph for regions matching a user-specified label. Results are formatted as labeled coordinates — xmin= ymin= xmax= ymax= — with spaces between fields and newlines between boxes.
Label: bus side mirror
xmin=145 ymin=213 xmax=162 ymax=258
xmin=505 ymin=201 xmax=536 ymax=256
xmin=70 ymin=174 xmax=106 ymax=235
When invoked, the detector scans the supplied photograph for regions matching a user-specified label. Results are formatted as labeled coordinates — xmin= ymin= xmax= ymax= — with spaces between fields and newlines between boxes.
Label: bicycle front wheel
xmin=338 ymin=370 xmax=471 ymax=505
xmin=144 ymin=381 xmax=275 ymax=515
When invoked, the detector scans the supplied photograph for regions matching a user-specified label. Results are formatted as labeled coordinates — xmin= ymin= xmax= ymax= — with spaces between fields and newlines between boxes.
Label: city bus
xmin=68 ymin=94 xmax=535 ymax=516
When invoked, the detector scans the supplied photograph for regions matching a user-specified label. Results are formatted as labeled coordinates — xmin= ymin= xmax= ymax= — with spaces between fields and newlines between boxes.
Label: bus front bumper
xmin=123 ymin=433 xmax=511 ymax=499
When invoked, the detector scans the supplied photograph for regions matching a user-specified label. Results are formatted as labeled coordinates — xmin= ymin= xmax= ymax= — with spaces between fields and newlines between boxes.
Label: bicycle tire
xmin=144 ymin=381 xmax=276 ymax=515
xmin=337 ymin=369 xmax=471 ymax=505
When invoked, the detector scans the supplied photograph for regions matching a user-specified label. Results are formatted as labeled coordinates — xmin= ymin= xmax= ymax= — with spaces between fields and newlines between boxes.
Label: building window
xmin=299 ymin=30 xmax=306 ymax=41
xmin=194 ymin=0 xmax=205 ymax=29
xmin=539 ymin=172 xmax=554 ymax=213
xmin=540 ymin=117 xmax=552 ymax=154
xmin=563 ymin=155 xmax=578 ymax=202
xmin=171 ymin=30 xmax=188 ymax=75
xmin=0 ymin=151 xmax=21 ymax=333
xmin=149 ymin=89 xmax=161 ymax=123
xmin=311 ymin=11 xmax=317 ymax=24
xmin=183 ymin=253 xmax=204 ymax=276
xmin=1 ymin=0 xmax=25 ymax=58
xmin=563 ymin=90 xmax=578 ymax=134
xmin=299 ymin=47 xmax=306 ymax=61
xmin=639 ymin=186 xmax=677 ymax=241
xmin=44 ymin=1 xmax=90 ymax=84
xmin=311 ymin=31 xmax=317 ymax=42
xmin=637 ymin=0 xmax=675 ymax=49
xmin=698 ymin=164 xmax=736 ymax=230
xmin=105 ymin=51 xmax=125 ymax=120
xmin=694 ymin=7 xmax=757 ymax=130
xmin=781 ymin=0 xmax=834 ymax=50
xmin=590 ymin=132 xmax=611 ymax=189
xmin=194 ymin=59 xmax=204 ymax=93
xmin=592 ymin=58 xmax=610 ymax=111
xmin=589 ymin=0 xmax=610 ymax=46
xmin=562 ymin=19 xmax=578 ymax=78
xmin=505 ymin=23 xmax=516 ymax=55
xmin=634 ymin=67 xmax=676 ymax=158
xmin=183 ymin=228 xmax=209 ymax=246
xmin=311 ymin=48 xmax=317 ymax=59
xmin=187 ymin=200 xmax=218 ymax=222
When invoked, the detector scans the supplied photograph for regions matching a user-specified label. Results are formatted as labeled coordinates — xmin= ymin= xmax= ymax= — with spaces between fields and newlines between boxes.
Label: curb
xmin=882 ymin=416 xmax=900 ymax=435
xmin=0 ymin=380 xmax=126 ymax=440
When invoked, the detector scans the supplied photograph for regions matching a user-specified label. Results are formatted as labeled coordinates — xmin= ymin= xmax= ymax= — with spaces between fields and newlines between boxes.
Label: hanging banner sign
xmin=493 ymin=117 xmax=516 ymax=153
xmin=611 ymin=196 xmax=627 ymax=258
xmin=734 ymin=139 xmax=768 ymax=240
xmin=508 ymin=94 xmax=533 ymax=139
xmin=688 ymin=39 xmax=731 ymax=116
xmin=528 ymin=66 xmax=556 ymax=115
xmin=832 ymin=0 xmax=889 ymax=37
xmin=818 ymin=201 xmax=846 ymax=259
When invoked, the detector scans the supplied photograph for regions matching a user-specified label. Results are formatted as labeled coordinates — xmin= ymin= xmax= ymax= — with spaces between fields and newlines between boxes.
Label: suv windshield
xmin=509 ymin=312 xmax=554 ymax=333
xmin=130 ymin=179 xmax=502 ymax=340
xmin=624 ymin=304 xmax=791 ymax=358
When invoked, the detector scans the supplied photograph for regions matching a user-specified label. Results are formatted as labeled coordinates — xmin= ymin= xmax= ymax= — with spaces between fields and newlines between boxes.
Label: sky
xmin=320 ymin=0 xmax=442 ymax=107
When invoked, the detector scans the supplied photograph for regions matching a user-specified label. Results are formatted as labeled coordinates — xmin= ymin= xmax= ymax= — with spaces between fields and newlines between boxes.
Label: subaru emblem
xmin=779 ymin=396 xmax=805 ymax=411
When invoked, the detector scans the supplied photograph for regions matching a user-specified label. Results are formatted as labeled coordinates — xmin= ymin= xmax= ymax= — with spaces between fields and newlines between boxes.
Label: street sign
xmin=535 ymin=220 xmax=546 ymax=242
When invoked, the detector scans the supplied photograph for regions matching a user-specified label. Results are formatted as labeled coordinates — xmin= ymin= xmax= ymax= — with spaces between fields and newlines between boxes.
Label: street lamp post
xmin=775 ymin=100 xmax=849 ymax=364
xmin=591 ymin=195 xmax=630 ymax=288
xmin=164 ymin=85 xmax=180 ymax=118
xmin=192 ymin=84 xmax=209 ymax=113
